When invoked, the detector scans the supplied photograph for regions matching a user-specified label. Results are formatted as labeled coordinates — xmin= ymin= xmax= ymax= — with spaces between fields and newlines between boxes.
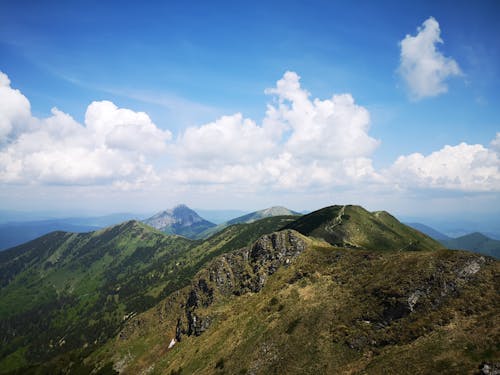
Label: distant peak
xmin=143 ymin=204 xmax=215 ymax=234
xmin=173 ymin=203 xmax=189 ymax=209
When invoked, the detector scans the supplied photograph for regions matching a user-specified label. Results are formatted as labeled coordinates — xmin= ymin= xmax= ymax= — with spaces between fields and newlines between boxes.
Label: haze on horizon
xmin=0 ymin=1 xmax=499 ymax=222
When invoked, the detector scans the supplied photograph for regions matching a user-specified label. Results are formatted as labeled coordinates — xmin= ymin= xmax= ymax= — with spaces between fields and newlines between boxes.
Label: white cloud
xmin=388 ymin=140 xmax=500 ymax=192
xmin=2 ymin=69 xmax=498 ymax=199
xmin=491 ymin=132 xmax=500 ymax=153
xmin=0 ymin=71 xmax=170 ymax=187
xmin=399 ymin=17 xmax=462 ymax=99
xmin=267 ymin=72 xmax=379 ymax=160
xmin=85 ymin=100 xmax=171 ymax=154
xmin=171 ymin=71 xmax=381 ymax=190
xmin=174 ymin=113 xmax=278 ymax=166
xmin=0 ymin=72 xmax=33 ymax=141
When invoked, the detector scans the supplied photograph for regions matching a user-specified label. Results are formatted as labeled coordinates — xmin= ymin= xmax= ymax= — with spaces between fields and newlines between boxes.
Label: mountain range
xmin=0 ymin=214 xmax=144 ymax=251
xmin=198 ymin=206 xmax=301 ymax=239
xmin=0 ymin=204 xmax=497 ymax=374
xmin=407 ymin=223 xmax=500 ymax=258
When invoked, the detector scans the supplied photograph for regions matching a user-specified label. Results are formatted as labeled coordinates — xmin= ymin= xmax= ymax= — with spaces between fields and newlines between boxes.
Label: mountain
xmin=404 ymin=223 xmax=500 ymax=259
xmin=405 ymin=222 xmax=451 ymax=241
xmin=0 ymin=221 xmax=100 ymax=251
xmin=0 ymin=215 xmax=296 ymax=373
xmin=0 ymin=213 xmax=145 ymax=251
xmin=227 ymin=206 xmax=301 ymax=225
xmin=90 ymin=229 xmax=498 ymax=375
xmin=284 ymin=205 xmax=442 ymax=251
xmin=442 ymin=232 xmax=500 ymax=258
xmin=0 ymin=204 xmax=497 ymax=374
xmin=198 ymin=206 xmax=301 ymax=239
xmin=143 ymin=204 xmax=216 ymax=238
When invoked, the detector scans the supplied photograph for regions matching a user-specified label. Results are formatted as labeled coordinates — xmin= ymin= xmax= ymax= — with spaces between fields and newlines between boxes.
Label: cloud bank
xmin=399 ymin=17 xmax=462 ymax=99
xmin=0 ymin=70 xmax=499 ymax=196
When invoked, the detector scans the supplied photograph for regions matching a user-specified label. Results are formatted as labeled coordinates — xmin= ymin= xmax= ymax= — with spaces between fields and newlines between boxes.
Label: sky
xmin=0 ymin=0 xmax=499 ymax=221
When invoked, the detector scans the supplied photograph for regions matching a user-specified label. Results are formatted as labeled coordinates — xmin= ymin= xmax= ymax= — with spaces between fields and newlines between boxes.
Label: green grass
xmin=101 ymin=236 xmax=498 ymax=375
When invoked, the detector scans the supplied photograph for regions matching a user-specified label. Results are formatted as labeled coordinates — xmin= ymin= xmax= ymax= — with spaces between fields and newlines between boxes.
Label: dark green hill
xmin=442 ymin=232 xmax=500 ymax=258
xmin=285 ymin=205 xmax=442 ymax=251
xmin=0 ymin=216 xmax=296 ymax=373
xmin=0 ymin=221 xmax=195 ymax=372
xmin=91 ymin=230 xmax=499 ymax=375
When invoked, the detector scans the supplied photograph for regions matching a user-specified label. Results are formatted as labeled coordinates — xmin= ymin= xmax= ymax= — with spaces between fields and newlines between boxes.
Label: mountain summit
xmin=143 ymin=204 xmax=216 ymax=238
xmin=285 ymin=204 xmax=442 ymax=251
xmin=227 ymin=206 xmax=300 ymax=225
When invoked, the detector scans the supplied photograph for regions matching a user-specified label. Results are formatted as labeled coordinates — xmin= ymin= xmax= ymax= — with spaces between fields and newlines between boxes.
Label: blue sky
xmin=0 ymin=0 xmax=499 ymax=221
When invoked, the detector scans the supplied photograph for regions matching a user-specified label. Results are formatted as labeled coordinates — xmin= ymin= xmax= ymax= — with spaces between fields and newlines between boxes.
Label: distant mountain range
xmin=2 ymin=207 xmax=499 ymax=260
xmin=227 ymin=206 xmax=300 ymax=224
xmin=199 ymin=206 xmax=301 ymax=238
xmin=407 ymin=223 xmax=500 ymax=258
xmin=0 ymin=213 xmax=143 ymax=251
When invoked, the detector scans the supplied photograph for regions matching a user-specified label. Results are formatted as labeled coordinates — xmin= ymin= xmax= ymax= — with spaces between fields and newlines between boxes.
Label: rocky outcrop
xmin=174 ymin=230 xmax=307 ymax=340
xmin=369 ymin=255 xmax=491 ymax=329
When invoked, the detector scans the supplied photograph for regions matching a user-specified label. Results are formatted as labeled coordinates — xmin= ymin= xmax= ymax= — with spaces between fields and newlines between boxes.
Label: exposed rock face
xmin=174 ymin=230 xmax=307 ymax=340
xmin=479 ymin=362 xmax=500 ymax=375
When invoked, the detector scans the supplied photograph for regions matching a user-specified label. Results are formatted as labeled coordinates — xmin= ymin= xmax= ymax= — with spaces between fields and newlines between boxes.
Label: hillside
xmin=143 ymin=204 xmax=216 ymax=238
xmin=0 ymin=216 xmax=296 ymax=373
xmin=90 ymin=230 xmax=499 ymax=375
xmin=285 ymin=205 xmax=442 ymax=251
xmin=442 ymin=232 xmax=500 ymax=258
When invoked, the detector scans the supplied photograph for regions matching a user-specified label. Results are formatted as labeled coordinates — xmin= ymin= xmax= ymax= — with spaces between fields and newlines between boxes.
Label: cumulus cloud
xmin=266 ymin=71 xmax=379 ymax=160
xmin=0 ymin=72 xmax=33 ymax=141
xmin=0 ymin=72 xmax=171 ymax=187
xmin=172 ymin=71 xmax=381 ymax=190
xmin=174 ymin=113 xmax=279 ymax=166
xmin=399 ymin=17 xmax=462 ymax=99
xmin=491 ymin=132 xmax=500 ymax=153
xmin=388 ymin=140 xmax=500 ymax=192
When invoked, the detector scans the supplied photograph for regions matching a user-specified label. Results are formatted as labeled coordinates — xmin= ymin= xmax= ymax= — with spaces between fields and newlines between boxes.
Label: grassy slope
xmin=0 ymin=216 xmax=297 ymax=374
xmin=0 ymin=221 xmax=194 ymax=373
xmin=285 ymin=205 xmax=442 ymax=251
xmin=99 ymin=236 xmax=499 ymax=375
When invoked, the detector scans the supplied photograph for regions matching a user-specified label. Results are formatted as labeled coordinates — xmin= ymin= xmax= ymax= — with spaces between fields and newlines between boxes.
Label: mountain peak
xmin=285 ymin=204 xmax=442 ymax=251
xmin=227 ymin=206 xmax=300 ymax=225
xmin=143 ymin=205 xmax=215 ymax=238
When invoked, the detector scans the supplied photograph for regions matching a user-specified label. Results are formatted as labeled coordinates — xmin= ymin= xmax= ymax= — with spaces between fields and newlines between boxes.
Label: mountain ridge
xmin=284 ymin=205 xmax=442 ymax=251
xmin=0 ymin=204 xmax=497 ymax=374
xmin=94 ymin=228 xmax=498 ymax=375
